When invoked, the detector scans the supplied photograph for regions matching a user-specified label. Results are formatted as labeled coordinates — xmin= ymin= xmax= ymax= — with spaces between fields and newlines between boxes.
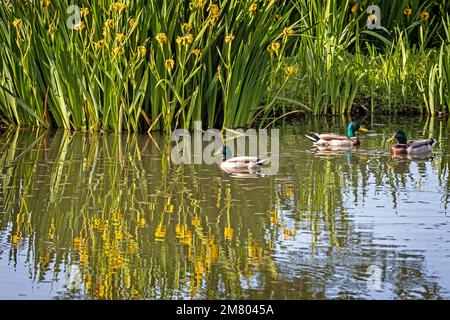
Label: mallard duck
xmin=388 ymin=130 xmax=437 ymax=157
xmin=305 ymin=122 xmax=368 ymax=146
xmin=215 ymin=146 xmax=269 ymax=174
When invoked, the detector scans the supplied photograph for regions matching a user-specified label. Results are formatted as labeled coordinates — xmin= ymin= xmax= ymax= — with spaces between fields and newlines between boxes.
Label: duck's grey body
xmin=219 ymin=156 xmax=269 ymax=174
xmin=305 ymin=133 xmax=359 ymax=147
xmin=216 ymin=147 xmax=269 ymax=174
xmin=305 ymin=122 xmax=367 ymax=147
xmin=406 ymin=139 xmax=437 ymax=155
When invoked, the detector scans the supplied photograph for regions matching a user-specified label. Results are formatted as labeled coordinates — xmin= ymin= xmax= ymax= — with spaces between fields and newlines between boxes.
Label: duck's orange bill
xmin=387 ymin=134 xmax=396 ymax=142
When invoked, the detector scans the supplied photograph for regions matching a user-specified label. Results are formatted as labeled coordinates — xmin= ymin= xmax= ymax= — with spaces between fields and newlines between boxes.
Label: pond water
xmin=1 ymin=116 xmax=450 ymax=300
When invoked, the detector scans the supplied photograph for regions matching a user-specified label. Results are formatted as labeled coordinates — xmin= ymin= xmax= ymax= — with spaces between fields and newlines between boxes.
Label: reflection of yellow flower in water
xmin=248 ymin=242 xmax=257 ymax=257
xmin=175 ymin=224 xmax=192 ymax=245
xmin=206 ymin=242 xmax=219 ymax=264
xmin=128 ymin=239 xmax=138 ymax=252
xmin=138 ymin=216 xmax=146 ymax=227
xmin=96 ymin=284 xmax=105 ymax=299
xmin=155 ymin=224 xmax=166 ymax=241
xmin=192 ymin=215 xmax=201 ymax=227
xmin=101 ymin=229 xmax=109 ymax=242
xmin=283 ymin=183 xmax=294 ymax=197
xmin=48 ymin=223 xmax=55 ymax=240
xmin=116 ymin=212 xmax=125 ymax=221
xmin=224 ymin=226 xmax=234 ymax=240
xmin=115 ymin=228 xmax=123 ymax=240
xmin=282 ymin=228 xmax=293 ymax=240
xmin=404 ymin=7 xmax=412 ymax=16
xmin=195 ymin=258 xmax=205 ymax=277
xmin=175 ymin=224 xmax=184 ymax=237
xmin=248 ymin=242 xmax=263 ymax=267
xmin=12 ymin=234 xmax=21 ymax=247
xmin=73 ymin=236 xmax=82 ymax=251
xmin=164 ymin=202 xmax=174 ymax=213
xmin=421 ymin=12 xmax=430 ymax=21
xmin=181 ymin=231 xmax=192 ymax=246
xmin=270 ymin=210 xmax=278 ymax=225
xmin=80 ymin=246 xmax=89 ymax=264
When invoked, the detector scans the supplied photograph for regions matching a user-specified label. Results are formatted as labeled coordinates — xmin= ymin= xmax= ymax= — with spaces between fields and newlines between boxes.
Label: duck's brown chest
xmin=390 ymin=145 xmax=407 ymax=156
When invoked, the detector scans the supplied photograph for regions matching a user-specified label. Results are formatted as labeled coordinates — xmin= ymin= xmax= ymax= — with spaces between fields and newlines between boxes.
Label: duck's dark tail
xmin=255 ymin=158 xmax=270 ymax=166
xmin=305 ymin=133 xmax=320 ymax=143
xmin=430 ymin=139 xmax=438 ymax=147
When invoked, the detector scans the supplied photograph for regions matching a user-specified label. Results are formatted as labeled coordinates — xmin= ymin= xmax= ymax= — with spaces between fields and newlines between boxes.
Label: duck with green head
xmin=214 ymin=146 xmax=269 ymax=174
xmin=305 ymin=122 xmax=368 ymax=147
xmin=388 ymin=130 xmax=437 ymax=157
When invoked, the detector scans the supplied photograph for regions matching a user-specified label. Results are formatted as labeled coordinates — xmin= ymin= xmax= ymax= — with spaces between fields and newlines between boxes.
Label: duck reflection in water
xmin=391 ymin=153 xmax=435 ymax=162
xmin=309 ymin=144 xmax=359 ymax=156
xmin=389 ymin=155 xmax=432 ymax=175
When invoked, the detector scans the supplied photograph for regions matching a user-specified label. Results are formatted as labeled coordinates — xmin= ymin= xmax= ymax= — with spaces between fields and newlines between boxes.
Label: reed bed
xmin=0 ymin=0 xmax=301 ymax=132
xmin=263 ymin=0 xmax=450 ymax=120
xmin=1 ymin=1 xmax=450 ymax=132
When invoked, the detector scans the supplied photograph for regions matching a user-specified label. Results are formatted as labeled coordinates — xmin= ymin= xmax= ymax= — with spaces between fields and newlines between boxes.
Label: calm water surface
xmin=1 ymin=116 xmax=450 ymax=299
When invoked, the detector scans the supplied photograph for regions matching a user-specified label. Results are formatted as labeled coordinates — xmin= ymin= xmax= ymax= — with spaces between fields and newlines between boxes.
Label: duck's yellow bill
xmin=358 ymin=127 xmax=368 ymax=132
xmin=213 ymin=150 xmax=221 ymax=156
xmin=387 ymin=135 xmax=395 ymax=142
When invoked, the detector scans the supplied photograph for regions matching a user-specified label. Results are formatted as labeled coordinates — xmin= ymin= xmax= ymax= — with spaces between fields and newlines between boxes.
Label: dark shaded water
xmin=1 ymin=116 xmax=450 ymax=299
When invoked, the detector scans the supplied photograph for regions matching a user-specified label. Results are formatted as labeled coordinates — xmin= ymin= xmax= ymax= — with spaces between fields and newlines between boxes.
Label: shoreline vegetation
xmin=0 ymin=0 xmax=449 ymax=132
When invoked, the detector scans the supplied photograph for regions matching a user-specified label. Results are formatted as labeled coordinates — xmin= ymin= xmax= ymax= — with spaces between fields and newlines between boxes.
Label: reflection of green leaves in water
xmin=0 ymin=130 xmax=277 ymax=299
xmin=0 ymin=117 xmax=448 ymax=299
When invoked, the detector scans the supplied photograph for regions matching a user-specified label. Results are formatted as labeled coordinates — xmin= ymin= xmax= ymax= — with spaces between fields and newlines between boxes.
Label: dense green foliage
xmin=0 ymin=0 xmax=450 ymax=132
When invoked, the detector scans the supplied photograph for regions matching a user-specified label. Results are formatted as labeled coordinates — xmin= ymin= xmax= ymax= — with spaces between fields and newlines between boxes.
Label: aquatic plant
xmin=1 ymin=1 xmax=450 ymax=131
xmin=0 ymin=0 xmax=301 ymax=132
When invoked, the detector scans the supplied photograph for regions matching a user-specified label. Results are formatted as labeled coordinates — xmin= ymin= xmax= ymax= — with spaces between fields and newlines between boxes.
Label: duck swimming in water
xmin=215 ymin=146 xmax=269 ymax=174
xmin=388 ymin=130 xmax=437 ymax=157
xmin=305 ymin=122 xmax=368 ymax=147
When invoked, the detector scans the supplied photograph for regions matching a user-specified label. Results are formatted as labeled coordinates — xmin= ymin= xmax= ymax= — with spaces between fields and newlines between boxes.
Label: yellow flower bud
xmin=156 ymin=32 xmax=168 ymax=43
xmin=165 ymin=58 xmax=175 ymax=71
xmin=225 ymin=33 xmax=235 ymax=44
xmin=137 ymin=46 xmax=147 ymax=57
